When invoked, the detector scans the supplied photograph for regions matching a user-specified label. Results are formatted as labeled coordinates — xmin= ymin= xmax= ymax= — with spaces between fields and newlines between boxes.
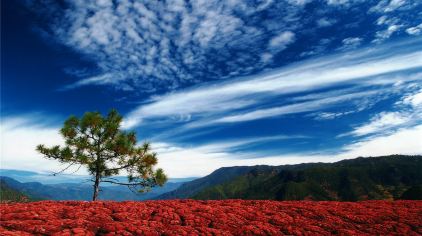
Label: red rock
xmin=0 ymin=200 xmax=421 ymax=235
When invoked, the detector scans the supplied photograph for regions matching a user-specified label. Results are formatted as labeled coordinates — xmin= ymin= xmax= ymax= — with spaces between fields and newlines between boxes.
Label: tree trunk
xmin=92 ymin=174 xmax=100 ymax=201
xmin=93 ymin=155 xmax=101 ymax=201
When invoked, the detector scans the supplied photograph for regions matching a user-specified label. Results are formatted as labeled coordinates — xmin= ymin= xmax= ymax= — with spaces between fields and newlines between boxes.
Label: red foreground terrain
xmin=1 ymin=200 xmax=421 ymax=235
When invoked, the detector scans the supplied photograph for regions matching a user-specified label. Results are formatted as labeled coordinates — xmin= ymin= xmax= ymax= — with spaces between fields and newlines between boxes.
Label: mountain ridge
xmin=0 ymin=169 xmax=197 ymax=185
xmin=0 ymin=178 xmax=42 ymax=202
xmin=156 ymin=155 xmax=422 ymax=201
xmin=0 ymin=176 xmax=184 ymax=201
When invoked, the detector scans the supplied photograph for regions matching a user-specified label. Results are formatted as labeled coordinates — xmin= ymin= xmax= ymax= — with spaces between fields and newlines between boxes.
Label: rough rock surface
xmin=1 ymin=200 xmax=421 ymax=235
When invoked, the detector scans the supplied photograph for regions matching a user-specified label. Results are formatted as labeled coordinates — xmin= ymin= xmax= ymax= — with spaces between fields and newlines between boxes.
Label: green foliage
xmin=193 ymin=155 xmax=422 ymax=201
xmin=37 ymin=109 xmax=167 ymax=200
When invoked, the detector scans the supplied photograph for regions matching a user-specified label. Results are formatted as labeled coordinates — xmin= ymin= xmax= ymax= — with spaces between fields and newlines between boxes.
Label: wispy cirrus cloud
xmin=317 ymin=17 xmax=337 ymax=27
xmin=215 ymin=91 xmax=379 ymax=123
xmin=122 ymin=38 xmax=422 ymax=130
xmin=348 ymin=112 xmax=411 ymax=136
xmin=339 ymin=37 xmax=363 ymax=51
xmin=343 ymin=87 xmax=422 ymax=137
xmin=0 ymin=114 xmax=309 ymax=177
xmin=406 ymin=23 xmax=422 ymax=35
xmin=154 ymin=123 xmax=422 ymax=177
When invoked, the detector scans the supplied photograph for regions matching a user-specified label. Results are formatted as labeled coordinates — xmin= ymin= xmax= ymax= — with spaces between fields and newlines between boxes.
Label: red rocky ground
xmin=1 ymin=200 xmax=421 ymax=235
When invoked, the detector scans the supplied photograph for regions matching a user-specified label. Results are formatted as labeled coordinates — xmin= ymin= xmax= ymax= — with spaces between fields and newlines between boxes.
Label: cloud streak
xmin=2 ymin=112 xmax=421 ymax=178
xmin=343 ymin=87 xmax=422 ymax=137
xmin=123 ymin=38 xmax=422 ymax=130
xmin=154 ymin=124 xmax=422 ymax=177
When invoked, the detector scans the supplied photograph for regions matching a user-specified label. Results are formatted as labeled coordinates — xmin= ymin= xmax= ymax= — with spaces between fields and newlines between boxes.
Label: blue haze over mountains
xmin=0 ymin=169 xmax=196 ymax=201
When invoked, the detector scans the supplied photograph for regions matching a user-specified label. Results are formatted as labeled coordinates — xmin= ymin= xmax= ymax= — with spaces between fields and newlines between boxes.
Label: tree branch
xmin=49 ymin=161 xmax=77 ymax=176
xmin=101 ymin=180 xmax=149 ymax=186
xmin=69 ymin=164 xmax=83 ymax=175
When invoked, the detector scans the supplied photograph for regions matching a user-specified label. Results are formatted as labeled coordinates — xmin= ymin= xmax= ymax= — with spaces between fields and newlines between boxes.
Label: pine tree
xmin=37 ymin=109 xmax=167 ymax=201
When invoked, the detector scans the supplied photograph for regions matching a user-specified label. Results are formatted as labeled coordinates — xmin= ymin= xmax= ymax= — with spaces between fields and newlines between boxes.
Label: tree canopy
xmin=37 ymin=109 xmax=167 ymax=201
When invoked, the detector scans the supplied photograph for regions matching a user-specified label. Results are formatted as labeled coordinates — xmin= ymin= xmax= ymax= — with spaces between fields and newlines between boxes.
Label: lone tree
xmin=37 ymin=109 xmax=167 ymax=201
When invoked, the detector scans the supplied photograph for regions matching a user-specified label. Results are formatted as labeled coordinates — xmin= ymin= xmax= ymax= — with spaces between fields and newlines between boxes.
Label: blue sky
xmin=1 ymin=0 xmax=422 ymax=177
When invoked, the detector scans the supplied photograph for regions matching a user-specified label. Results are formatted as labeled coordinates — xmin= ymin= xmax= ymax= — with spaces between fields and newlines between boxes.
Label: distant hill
xmin=0 ymin=169 xmax=196 ymax=185
xmin=0 ymin=176 xmax=185 ymax=201
xmin=155 ymin=165 xmax=279 ymax=199
xmin=0 ymin=169 xmax=196 ymax=201
xmin=156 ymin=155 xmax=422 ymax=201
xmin=0 ymin=178 xmax=42 ymax=202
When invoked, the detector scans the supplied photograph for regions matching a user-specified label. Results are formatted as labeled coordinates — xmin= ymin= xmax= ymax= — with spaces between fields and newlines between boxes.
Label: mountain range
xmin=0 ymin=170 xmax=195 ymax=201
xmin=1 ymin=155 xmax=421 ymax=201
xmin=0 ymin=178 xmax=38 ymax=202
xmin=0 ymin=169 xmax=196 ymax=185
xmin=156 ymin=155 xmax=422 ymax=201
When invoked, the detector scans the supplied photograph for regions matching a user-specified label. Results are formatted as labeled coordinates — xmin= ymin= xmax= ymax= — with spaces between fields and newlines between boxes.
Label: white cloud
xmin=123 ymin=38 xmax=422 ymax=129
xmin=259 ymin=31 xmax=296 ymax=63
xmin=0 ymin=115 xmax=302 ymax=178
xmin=376 ymin=16 xmax=388 ymax=25
xmin=370 ymin=0 xmax=408 ymax=13
xmin=260 ymin=53 xmax=274 ymax=63
xmin=24 ymin=0 xmax=422 ymax=92
xmin=374 ymin=24 xmax=402 ymax=42
xmin=402 ymin=89 xmax=422 ymax=107
xmin=370 ymin=0 xmax=420 ymax=42
xmin=349 ymin=112 xmax=411 ymax=136
xmin=317 ymin=18 xmax=336 ymax=27
xmin=342 ymin=87 xmax=422 ymax=137
xmin=152 ymin=136 xmax=318 ymax=177
xmin=287 ymin=0 xmax=313 ymax=6
xmin=268 ymin=31 xmax=296 ymax=51
xmin=385 ymin=0 xmax=406 ymax=12
xmin=61 ymin=73 xmax=131 ymax=91
xmin=0 ymin=117 xmax=75 ymax=174
xmin=375 ymin=15 xmax=401 ymax=27
xmin=215 ymin=91 xmax=378 ymax=123
xmin=384 ymin=0 xmax=406 ymax=12
xmin=2 ymin=113 xmax=421 ymax=178
xmin=27 ymin=0 xmax=313 ymax=92
xmin=406 ymin=23 xmax=422 ymax=35
xmin=340 ymin=37 xmax=363 ymax=50
xmin=326 ymin=0 xmax=350 ymax=5
xmin=340 ymin=124 xmax=422 ymax=158
xmin=312 ymin=111 xmax=355 ymax=120
xmin=156 ymin=149 xmax=321 ymax=178
xmin=155 ymin=135 xmax=305 ymax=156
xmin=154 ymin=124 xmax=422 ymax=177
xmin=0 ymin=117 xmax=307 ymax=178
